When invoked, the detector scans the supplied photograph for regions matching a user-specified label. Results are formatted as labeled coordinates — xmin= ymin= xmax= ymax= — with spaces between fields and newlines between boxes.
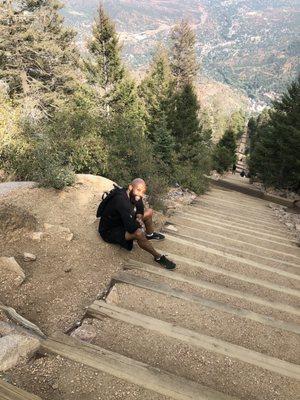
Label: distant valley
xmin=62 ymin=0 xmax=300 ymax=104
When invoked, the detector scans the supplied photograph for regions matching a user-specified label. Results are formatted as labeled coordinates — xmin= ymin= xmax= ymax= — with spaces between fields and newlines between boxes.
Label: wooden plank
xmin=165 ymin=251 xmax=300 ymax=298
xmin=165 ymin=230 xmax=300 ymax=268
xmin=125 ymin=259 xmax=300 ymax=317
xmin=175 ymin=213 xmax=294 ymax=245
xmin=184 ymin=206 xmax=286 ymax=231
xmin=42 ymin=334 xmax=239 ymax=400
xmin=114 ymin=272 xmax=300 ymax=335
xmin=177 ymin=209 xmax=292 ymax=241
xmin=88 ymin=301 xmax=300 ymax=381
xmin=203 ymin=193 xmax=276 ymax=209
xmin=163 ymin=234 xmax=300 ymax=283
xmin=193 ymin=198 xmax=276 ymax=217
xmin=0 ymin=379 xmax=41 ymax=400
xmin=172 ymin=214 xmax=297 ymax=249
xmin=208 ymin=183 xmax=295 ymax=208
xmin=166 ymin=221 xmax=299 ymax=261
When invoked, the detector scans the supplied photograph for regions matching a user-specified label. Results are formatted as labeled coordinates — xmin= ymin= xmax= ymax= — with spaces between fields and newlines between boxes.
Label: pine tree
xmin=212 ymin=129 xmax=237 ymax=174
xmin=85 ymin=4 xmax=125 ymax=113
xmin=0 ymin=0 xmax=79 ymax=112
xmin=169 ymin=20 xmax=198 ymax=88
xmin=139 ymin=47 xmax=175 ymax=168
xmin=168 ymin=21 xmax=212 ymax=192
xmin=228 ymin=110 xmax=246 ymax=138
xmin=168 ymin=83 xmax=200 ymax=150
xmin=249 ymin=76 xmax=300 ymax=190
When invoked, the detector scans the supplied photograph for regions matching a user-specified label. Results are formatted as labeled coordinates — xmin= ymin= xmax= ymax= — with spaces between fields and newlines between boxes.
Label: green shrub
xmin=174 ymin=163 xmax=209 ymax=194
xmin=146 ymin=174 xmax=169 ymax=212
xmin=212 ymin=145 xmax=234 ymax=173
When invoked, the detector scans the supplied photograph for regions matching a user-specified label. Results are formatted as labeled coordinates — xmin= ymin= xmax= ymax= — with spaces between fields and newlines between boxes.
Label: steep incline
xmin=4 ymin=186 xmax=299 ymax=399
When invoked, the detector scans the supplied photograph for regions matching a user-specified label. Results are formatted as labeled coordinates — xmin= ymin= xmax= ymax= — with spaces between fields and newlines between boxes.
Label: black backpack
xmin=96 ymin=185 xmax=123 ymax=218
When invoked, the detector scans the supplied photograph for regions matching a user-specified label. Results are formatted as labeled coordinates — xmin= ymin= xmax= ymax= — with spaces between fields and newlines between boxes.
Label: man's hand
xmin=136 ymin=214 xmax=146 ymax=232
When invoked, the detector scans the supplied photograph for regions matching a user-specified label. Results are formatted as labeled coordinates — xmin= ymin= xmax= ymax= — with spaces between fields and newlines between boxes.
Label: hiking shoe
xmin=146 ymin=232 xmax=165 ymax=240
xmin=154 ymin=255 xmax=176 ymax=270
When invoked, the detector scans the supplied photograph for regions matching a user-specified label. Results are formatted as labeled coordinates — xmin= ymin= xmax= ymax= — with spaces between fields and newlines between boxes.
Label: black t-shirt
xmin=99 ymin=189 xmax=144 ymax=234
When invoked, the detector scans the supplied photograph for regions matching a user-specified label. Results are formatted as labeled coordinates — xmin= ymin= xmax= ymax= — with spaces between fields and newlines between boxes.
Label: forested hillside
xmin=0 ymin=2 xmax=212 ymax=198
xmin=0 ymin=1 xmax=298 ymax=195
xmin=62 ymin=0 xmax=300 ymax=103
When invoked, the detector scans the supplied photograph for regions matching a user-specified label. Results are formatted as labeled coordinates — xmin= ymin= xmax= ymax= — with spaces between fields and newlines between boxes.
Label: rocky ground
xmin=268 ymin=203 xmax=300 ymax=244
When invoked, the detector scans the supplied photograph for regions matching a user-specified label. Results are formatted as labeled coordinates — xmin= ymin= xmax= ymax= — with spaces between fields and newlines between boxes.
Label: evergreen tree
xmin=168 ymin=20 xmax=212 ymax=192
xmin=168 ymin=83 xmax=200 ymax=150
xmin=85 ymin=4 xmax=125 ymax=113
xmin=139 ymin=47 xmax=175 ymax=169
xmin=228 ymin=110 xmax=246 ymax=139
xmin=0 ymin=0 xmax=79 ymax=112
xmin=212 ymin=128 xmax=237 ymax=173
xmin=169 ymin=20 xmax=198 ymax=87
xmin=249 ymin=76 xmax=300 ymax=190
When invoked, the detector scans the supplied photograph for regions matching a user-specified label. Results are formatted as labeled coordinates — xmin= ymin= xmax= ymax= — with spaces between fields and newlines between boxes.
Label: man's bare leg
xmin=125 ymin=229 xmax=160 ymax=258
xmin=142 ymin=208 xmax=155 ymax=235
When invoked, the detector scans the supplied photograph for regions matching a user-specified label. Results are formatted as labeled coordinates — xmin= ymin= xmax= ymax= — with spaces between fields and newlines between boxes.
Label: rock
xmin=106 ymin=286 xmax=119 ymax=305
xmin=44 ymin=223 xmax=74 ymax=241
xmin=295 ymin=224 xmax=300 ymax=232
xmin=30 ymin=231 xmax=44 ymax=242
xmin=64 ymin=267 xmax=72 ymax=273
xmin=0 ymin=334 xmax=40 ymax=371
xmin=285 ymin=222 xmax=294 ymax=229
xmin=0 ymin=321 xmax=15 ymax=336
xmin=0 ymin=257 xmax=25 ymax=284
xmin=66 ymin=233 xmax=74 ymax=242
xmin=71 ymin=325 xmax=97 ymax=343
xmin=23 ymin=253 xmax=37 ymax=262
xmin=166 ymin=224 xmax=178 ymax=232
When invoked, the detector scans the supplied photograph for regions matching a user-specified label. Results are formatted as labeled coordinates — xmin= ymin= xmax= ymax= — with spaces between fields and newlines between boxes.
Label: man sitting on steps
xmin=98 ymin=178 xmax=176 ymax=270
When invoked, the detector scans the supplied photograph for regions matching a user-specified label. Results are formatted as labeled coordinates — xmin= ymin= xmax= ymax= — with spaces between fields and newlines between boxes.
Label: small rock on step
xmin=166 ymin=224 xmax=178 ymax=232
xmin=29 ymin=231 xmax=44 ymax=242
xmin=71 ymin=323 xmax=97 ymax=343
xmin=23 ymin=253 xmax=37 ymax=262
xmin=106 ymin=286 xmax=119 ymax=305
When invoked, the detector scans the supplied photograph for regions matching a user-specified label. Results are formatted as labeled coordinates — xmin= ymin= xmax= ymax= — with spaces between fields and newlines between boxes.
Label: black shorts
xmin=100 ymin=227 xmax=133 ymax=251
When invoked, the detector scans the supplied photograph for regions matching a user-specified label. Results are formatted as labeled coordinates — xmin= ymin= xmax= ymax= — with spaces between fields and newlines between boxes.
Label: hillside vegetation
xmin=62 ymin=0 xmax=300 ymax=103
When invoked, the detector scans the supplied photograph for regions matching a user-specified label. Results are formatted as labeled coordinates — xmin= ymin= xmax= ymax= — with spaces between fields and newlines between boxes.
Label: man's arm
xmin=135 ymin=198 xmax=145 ymax=230
xmin=117 ymin=198 xmax=140 ymax=233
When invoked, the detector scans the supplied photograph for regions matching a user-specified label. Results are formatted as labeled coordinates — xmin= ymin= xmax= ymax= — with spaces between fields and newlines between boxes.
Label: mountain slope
xmin=62 ymin=0 xmax=300 ymax=102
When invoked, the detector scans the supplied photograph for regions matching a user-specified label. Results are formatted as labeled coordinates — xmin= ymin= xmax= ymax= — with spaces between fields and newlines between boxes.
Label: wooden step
xmin=159 ymin=251 xmax=300 ymax=300
xmin=125 ymin=259 xmax=300 ymax=317
xmin=113 ymin=271 xmax=300 ymax=335
xmin=41 ymin=334 xmax=239 ymax=400
xmin=87 ymin=300 xmax=300 ymax=380
xmin=203 ymin=193 xmax=273 ymax=210
xmin=194 ymin=198 xmax=275 ymax=217
xmin=166 ymin=221 xmax=299 ymax=261
xmin=162 ymin=234 xmax=300 ymax=284
xmin=184 ymin=205 xmax=285 ymax=231
xmin=168 ymin=216 xmax=297 ymax=254
xmin=164 ymin=230 xmax=300 ymax=269
xmin=175 ymin=213 xmax=294 ymax=245
xmin=0 ymin=379 xmax=41 ymax=400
